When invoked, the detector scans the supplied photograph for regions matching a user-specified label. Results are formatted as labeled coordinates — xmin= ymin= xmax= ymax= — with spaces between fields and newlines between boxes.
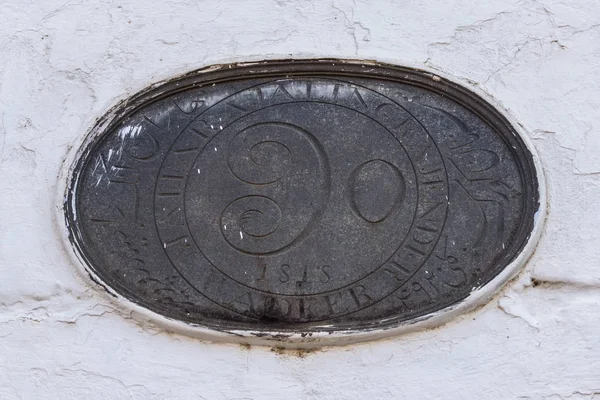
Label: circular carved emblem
xmin=64 ymin=60 xmax=540 ymax=336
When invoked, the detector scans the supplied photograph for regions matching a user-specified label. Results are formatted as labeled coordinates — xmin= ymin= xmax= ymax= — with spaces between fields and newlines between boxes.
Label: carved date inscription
xmin=65 ymin=60 xmax=539 ymax=333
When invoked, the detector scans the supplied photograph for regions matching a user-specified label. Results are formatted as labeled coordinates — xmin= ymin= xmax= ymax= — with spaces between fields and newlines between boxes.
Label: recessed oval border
xmin=54 ymin=58 xmax=547 ymax=348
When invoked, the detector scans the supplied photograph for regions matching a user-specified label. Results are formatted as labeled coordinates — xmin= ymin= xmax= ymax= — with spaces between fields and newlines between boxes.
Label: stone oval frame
xmin=57 ymin=59 xmax=546 ymax=347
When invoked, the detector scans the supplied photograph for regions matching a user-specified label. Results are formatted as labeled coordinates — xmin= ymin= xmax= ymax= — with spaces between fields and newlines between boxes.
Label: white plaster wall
xmin=1 ymin=0 xmax=599 ymax=398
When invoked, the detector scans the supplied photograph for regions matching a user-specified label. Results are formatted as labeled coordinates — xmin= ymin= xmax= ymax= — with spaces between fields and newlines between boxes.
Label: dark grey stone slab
xmin=65 ymin=60 xmax=539 ymax=334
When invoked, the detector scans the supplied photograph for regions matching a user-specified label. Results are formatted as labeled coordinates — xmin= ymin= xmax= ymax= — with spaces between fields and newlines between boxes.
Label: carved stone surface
xmin=65 ymin=60 xmax=539 ymax=334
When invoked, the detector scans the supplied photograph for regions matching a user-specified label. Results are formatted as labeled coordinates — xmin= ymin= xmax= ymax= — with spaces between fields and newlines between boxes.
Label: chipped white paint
xmin=1 ymin=0 xmax=600 ymax=399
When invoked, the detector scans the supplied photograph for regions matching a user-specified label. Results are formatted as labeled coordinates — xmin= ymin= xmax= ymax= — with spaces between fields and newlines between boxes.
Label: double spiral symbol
xmin=220 ymin=122 xmax=329 ymax=255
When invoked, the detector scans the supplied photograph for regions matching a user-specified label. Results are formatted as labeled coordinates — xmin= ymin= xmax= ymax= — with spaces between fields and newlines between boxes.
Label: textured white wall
xmin=1 ymin=0 xmax=599 ymax=399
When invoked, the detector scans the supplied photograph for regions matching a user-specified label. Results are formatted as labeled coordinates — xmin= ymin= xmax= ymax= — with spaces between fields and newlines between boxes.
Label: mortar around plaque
xmin=64 ymin=60 xmax=540 ymax=337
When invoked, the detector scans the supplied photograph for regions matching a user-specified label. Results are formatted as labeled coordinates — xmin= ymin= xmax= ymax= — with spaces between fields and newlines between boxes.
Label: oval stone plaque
xmin=64 ymin=60 xmax=541 ymax=341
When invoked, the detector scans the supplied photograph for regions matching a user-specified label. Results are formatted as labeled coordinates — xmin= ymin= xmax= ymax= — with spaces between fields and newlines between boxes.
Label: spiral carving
xmin=221 ymin=196 xmax=282 ymax=244
xmin=227 ymin=125 xmax=293 ymax=184
xmin=220 ymin=122 xmax=330 ymax=255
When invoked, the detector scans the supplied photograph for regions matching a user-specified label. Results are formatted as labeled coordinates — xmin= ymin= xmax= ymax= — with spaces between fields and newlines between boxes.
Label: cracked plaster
xmin=1 ymin=0 xmax=600 ymax=398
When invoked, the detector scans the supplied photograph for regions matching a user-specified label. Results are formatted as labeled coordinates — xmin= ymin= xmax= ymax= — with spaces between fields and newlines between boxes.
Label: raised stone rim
xmin=56 ymin=59 xmax=546 ymax=347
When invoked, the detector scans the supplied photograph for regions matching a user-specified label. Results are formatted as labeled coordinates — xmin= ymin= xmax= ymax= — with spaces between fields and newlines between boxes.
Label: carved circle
xmin=169 ymin=98 xmax=424 ymax=305
xmin=349 ymin=159 xmax=406 ymax=223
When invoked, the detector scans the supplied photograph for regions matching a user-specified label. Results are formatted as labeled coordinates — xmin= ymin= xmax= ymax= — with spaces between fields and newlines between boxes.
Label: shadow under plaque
xmin=64 ymin=59 xmax=540 ymax=341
